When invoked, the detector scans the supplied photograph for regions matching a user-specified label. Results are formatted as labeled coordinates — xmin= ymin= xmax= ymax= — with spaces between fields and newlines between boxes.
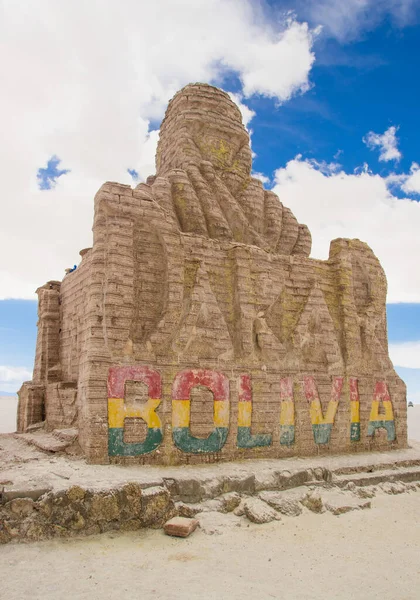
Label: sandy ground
xmin=1 ymin=399 xmax=420 ymax=600
xmin=0 ymin=492 xmax=419 ymax=600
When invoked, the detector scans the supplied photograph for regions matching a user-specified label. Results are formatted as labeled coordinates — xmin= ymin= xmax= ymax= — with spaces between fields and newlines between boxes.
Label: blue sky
xmin=1 ymin=0 xmax=420 ymax=401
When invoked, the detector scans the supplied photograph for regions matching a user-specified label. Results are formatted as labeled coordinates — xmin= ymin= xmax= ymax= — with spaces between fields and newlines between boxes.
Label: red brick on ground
xmin=164 ymin=517 xmax=199 ymax=538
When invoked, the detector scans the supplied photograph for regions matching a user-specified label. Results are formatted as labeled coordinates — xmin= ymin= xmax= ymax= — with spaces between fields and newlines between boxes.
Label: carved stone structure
xmin=18 ymin=83 xmax=407 ymax=464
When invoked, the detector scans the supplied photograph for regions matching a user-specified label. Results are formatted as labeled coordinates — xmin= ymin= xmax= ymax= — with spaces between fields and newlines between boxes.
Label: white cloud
xmin=0 ymin=0 xmax=316 ymax=300
xmin=363 ymin=126 xmax=401 ymax=162
xmin=401 ymin=163 xmax=420 ymax=195
xmin=227 ymin=92 xmax=256 ymax=156
xmin=227 ymin=93 xmax=256 ymax=129
xmin=389 ymin=342 xmax=420 ymax=369
xmin=272 ymin=157 xmax=420 ymax=303
xmin=252 ymin=172 xmax=271 ymax=185
xmin=301 ymin=0 xmax=419 ymax=42
xmin=0 ymin=366 xmax=32 ymax=394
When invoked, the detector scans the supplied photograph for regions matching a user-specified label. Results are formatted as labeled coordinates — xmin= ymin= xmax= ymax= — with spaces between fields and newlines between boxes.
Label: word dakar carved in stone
xmin=107 ymin=366 xmax=396 ymax=457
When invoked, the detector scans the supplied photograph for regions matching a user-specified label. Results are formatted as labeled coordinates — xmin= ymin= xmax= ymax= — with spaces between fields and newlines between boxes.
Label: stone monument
xmin=17 ymin=83 xmax=407 ymax=464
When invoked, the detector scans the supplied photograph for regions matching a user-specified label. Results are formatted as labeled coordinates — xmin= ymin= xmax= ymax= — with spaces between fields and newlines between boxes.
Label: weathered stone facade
xmin=18 ymin=83 xmax=407 ymax=464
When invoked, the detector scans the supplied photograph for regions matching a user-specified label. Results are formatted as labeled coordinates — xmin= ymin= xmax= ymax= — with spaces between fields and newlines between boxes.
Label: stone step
xmin=333 ymin=465 xmax=420 ymax=488
xmin=16 ymin=433 xmax=72 ymax=453
xmin=331 ymin=457 xmax=420 ymax=476
xmin=52 ymin=428 xmax=78 ymax=442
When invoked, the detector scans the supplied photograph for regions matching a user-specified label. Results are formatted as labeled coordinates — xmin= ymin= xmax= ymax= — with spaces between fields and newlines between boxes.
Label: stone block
xmin=164 ymin=516 xmax=198 ymax=538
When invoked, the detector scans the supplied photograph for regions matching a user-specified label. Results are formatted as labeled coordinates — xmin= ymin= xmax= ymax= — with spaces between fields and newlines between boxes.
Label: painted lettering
xmin=106 ymin=366 xmax=398 ymax=456
xmin=236 ymin=374 xmax=272 ymax=448
xmin=279 ymin=377 xmax=295 ymax=445
xmin=368 ymin=381 xmax=396 ymax=441
xmin=349 ymin=377 xmax=360 ymax=442
xmin=107 ymin=366 xmax=163 ymax=456
xmin=172 ymin=369 xmax=230 ymax=453
xmin=304 ymin=376 xmax=344 ymax=444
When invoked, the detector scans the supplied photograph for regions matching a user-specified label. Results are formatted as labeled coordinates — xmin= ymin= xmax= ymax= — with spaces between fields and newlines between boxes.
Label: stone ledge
xmin=1 ymin=436 xmax=420 ymax=545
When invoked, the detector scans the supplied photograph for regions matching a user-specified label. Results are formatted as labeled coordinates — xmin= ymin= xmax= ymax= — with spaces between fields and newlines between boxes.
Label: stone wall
xmin=17 ymin=83 xmax=407 ymax=464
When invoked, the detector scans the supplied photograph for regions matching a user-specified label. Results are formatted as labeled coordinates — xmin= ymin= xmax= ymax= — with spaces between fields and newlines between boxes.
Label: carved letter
xmin=172 ymin=369 xmax=229 ymax=453
xmin=107 ymin=366 xmax=163 ymax=456
xmin=304 ymin=376 xmax=343 ymax=444
xmin=236 ymin=374 xmax=272 ymax=448
xmin=368 ymin=381 xmax=396 ymax=441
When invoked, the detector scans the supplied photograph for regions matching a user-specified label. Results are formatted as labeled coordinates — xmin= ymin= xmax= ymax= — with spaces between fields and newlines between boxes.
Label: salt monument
xmin=17 ymin=83 xmax=407 ymax=464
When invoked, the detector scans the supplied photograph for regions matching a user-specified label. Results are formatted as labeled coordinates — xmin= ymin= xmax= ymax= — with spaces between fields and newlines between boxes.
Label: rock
xmin=141 ymin=486 xmax=175 ymax=527
xmin=254 ymin=470 xmax=280 ymax=492
xmin=26 ymin=421 xmax=45 ymax=433
xmin=354 ymin=486 xmax=376 ymax=499
xmin=173 ymin=478 xmax=206 ymax=503
xmin=66 ymin=485 xmax=85 ymax=502
xmin=301 ymin=491 xmax=325 ymax=514
xmin=379 ymin=482 xmax=407 ymax=495
xmin=70 ymin=511 xmax=85 ymax=530
xmin=233 ymin=500 xmax=246 ymax=516
xmin=321 ymin=491 xmax=371 ymax=515
xmin=26 ymin=521 xmax=52 ymax=540
xmin=259 ymin=490 xmax=303 ymax=517
xmin=119 ymin=482 xmax=143 ymax=519
xmin=53 ymin=428 xmax=78 ymax=442
xmin=243 ymin=498 xmax=280 ymax=524
xmin=1 ymin=488 xmax=51 ymax=503
xmin=222 ymin=475 xmax=255 ymax=495
xmin=220 ymin=492 xmax=241 ymax=513
xmin=0 ymin=523 xmax=12 ymax=544
xmin=276 ymin=470 xmax=314 ymax=491
xmin=175 ymin=501 xmax=203 ymax=518
xmin=88 ymin=492 xmax=120 ymax=523
xmin=20 ymin=432 xmax=71 ymax=453
xmin=7 ymin=497 xmax=35 ymax=516
xmin=119 ymin=519 xmax=142 ymax=531
xmin=200 ymin=498 xmax=224 ymax=512
xmin=313 ymin=467 xmax=331 ymax=482
xmin=164 ymin=516 xmax=199 ymax=538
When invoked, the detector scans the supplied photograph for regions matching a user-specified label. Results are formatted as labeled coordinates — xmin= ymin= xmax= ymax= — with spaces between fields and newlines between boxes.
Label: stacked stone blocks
xmin=17 ymin=83 xmax=407 ymax=464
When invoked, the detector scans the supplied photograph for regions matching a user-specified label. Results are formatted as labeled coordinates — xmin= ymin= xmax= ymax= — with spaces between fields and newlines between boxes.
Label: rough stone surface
xmin=301 ymin=491 xmax=326 ymax=514
xmin=321 ymin=491 xmax=371 ymax=515
xmin=140 ymin=486 xmax=175 ymax=528
xmin=175 ymin=501 xmax=203 ymax=518
xmin=243 ymin=498 xmax=280 ymax=524
xmin=0 ymin=445 xmax=419 ymax=544
xmin=301 ymin=489 xmax=372 ymax=515
xmin=379 ymin=482 xmax=410 ymax=495
xmin=0 ymin=482 xmax=176 ymax=544
xmin=16 ymin=82 xmax=407 ymax=466
xmin=354 ymin=486 xmax=377 ymax=499
xmin=258 ymin=490 xmax=304 ymax=516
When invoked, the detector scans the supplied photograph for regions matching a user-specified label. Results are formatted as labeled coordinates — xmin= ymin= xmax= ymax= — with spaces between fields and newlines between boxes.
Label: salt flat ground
xmin=1 ymin=397 xmax=420 ymax=600
xmin=1 ymin=493 xmax=419 ymax=600
xmin=0 ymin=396 xmax=17 ymax=433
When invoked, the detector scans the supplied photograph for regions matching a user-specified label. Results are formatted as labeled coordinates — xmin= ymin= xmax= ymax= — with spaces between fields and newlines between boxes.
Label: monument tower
xmin=17 ymin=83 xmax=407 ymax=464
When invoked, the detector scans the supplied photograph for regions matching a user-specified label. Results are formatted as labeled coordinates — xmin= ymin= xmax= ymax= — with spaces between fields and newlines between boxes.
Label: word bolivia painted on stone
xmin=107 ymin=366 xmax=396 ymax=457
